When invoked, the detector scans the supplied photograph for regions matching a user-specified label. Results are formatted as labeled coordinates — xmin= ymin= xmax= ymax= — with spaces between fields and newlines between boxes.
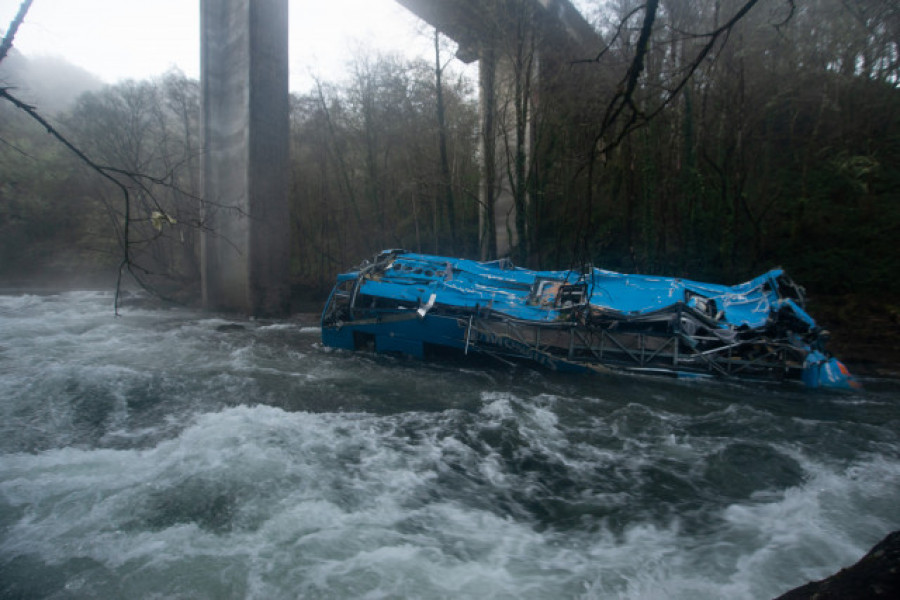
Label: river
xmin=1 ymin=291 xmax=898 ymax=599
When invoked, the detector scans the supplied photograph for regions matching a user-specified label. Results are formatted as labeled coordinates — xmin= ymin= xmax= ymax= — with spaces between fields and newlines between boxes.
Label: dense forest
xmin=1 ymin=0 xmax=898 ymax=360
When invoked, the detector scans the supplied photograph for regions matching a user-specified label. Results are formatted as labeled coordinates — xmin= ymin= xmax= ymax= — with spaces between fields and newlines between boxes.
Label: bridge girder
xmin=396 ymin=0 xmax=597 ymax=62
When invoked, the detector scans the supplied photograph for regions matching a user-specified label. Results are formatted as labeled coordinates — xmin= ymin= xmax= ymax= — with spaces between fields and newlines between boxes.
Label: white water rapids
xmin=1 ymin=291 xmax=898 ymax=598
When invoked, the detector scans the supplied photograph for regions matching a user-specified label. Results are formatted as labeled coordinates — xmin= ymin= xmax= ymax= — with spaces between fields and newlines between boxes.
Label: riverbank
xmin=776 ymin=529 xmax=900 ymax=599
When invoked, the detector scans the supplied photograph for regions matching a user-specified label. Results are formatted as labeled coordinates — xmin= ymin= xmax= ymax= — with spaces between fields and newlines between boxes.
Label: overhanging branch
xmin=0 ymin=0 xmax=33 ymax=64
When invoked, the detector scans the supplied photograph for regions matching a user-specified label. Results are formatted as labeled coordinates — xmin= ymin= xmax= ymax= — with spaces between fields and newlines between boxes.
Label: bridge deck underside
xmin=396 ymin=0 xmax=596 ymax=61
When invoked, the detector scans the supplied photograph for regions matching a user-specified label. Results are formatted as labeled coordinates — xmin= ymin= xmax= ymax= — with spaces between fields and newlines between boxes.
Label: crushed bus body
xmin=321 ymin=250 xmax=859 ymax=390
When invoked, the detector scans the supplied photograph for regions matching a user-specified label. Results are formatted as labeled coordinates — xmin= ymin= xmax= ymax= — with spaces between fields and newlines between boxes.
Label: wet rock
xmin=775 ymin=530 xmax=900 ymax=599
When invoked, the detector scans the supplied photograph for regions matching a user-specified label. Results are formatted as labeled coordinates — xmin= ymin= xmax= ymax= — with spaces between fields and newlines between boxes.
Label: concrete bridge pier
xmin=477 ymin=43 xmax=534 ymax=260
xmin=200 ymin=0 xmax=290 ymax=316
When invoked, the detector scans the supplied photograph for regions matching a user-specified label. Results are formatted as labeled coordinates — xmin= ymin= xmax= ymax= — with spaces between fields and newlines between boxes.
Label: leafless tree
xmin=1 ymin=0 xmax=200 ymax=313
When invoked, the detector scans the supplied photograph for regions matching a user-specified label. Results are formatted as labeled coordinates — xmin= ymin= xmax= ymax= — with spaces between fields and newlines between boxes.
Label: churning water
xmin=1 ymin=291 xmax=898 ymax=599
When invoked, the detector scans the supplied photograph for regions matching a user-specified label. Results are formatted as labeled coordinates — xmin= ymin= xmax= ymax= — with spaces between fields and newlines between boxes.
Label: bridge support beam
xmin=200 ymin=0 xmax=290 ymax=316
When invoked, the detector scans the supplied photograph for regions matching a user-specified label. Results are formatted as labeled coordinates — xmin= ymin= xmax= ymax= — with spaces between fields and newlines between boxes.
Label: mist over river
xmin=1 ymin=291 xmax=898 ymax=599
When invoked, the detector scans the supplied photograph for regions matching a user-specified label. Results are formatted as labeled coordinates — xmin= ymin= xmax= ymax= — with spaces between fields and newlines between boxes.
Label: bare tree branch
xmin=0 ymin=0 xmax=33 ymax=64
xmin=0 ymin=87 xmax=137 ymax=312
xmin=0 ymin=85 xmax=207 ymax=313
xmin=588 ymin=0 xmax=765 ymax=157
xmin=598 ymin=0 xmax=659 ymax=142
xmin=2 ymin=2 xmax=219 ymax=312
xmin=571 ymin=3 xmax=646 ymax=66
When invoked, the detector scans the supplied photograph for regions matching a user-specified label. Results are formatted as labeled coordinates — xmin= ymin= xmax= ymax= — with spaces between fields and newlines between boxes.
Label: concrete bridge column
xmin=200 ymin=0 xmax=290 ymax=316
xmin=479 ymin=42 xmax=539 ymax=260
xmin=478 ymin=45 xmax=537 ymax=260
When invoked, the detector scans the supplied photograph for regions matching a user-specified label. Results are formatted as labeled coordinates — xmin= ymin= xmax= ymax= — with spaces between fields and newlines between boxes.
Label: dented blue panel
xmin=802 ymin=351 xmax=861 ymax=390
xmin=321 ymin=250 xmax=858 ymax=389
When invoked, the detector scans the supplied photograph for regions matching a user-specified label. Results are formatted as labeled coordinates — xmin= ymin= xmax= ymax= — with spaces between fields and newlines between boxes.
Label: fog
xmin=0 ymin=50 xmax=103 ymax=114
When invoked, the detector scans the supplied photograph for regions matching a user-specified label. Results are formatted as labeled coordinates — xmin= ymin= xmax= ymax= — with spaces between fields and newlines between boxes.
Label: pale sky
xmin=0 ymin=0 xmax=438 ymax=90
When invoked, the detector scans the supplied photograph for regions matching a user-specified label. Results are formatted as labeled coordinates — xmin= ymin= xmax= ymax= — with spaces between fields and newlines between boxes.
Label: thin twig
xmin=0 ymin=86 xmax=138 ymax=313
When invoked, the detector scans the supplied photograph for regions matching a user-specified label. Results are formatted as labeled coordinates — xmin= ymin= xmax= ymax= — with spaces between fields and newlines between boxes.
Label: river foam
xmin=1 ymin=292 xmax=898 ymax=598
